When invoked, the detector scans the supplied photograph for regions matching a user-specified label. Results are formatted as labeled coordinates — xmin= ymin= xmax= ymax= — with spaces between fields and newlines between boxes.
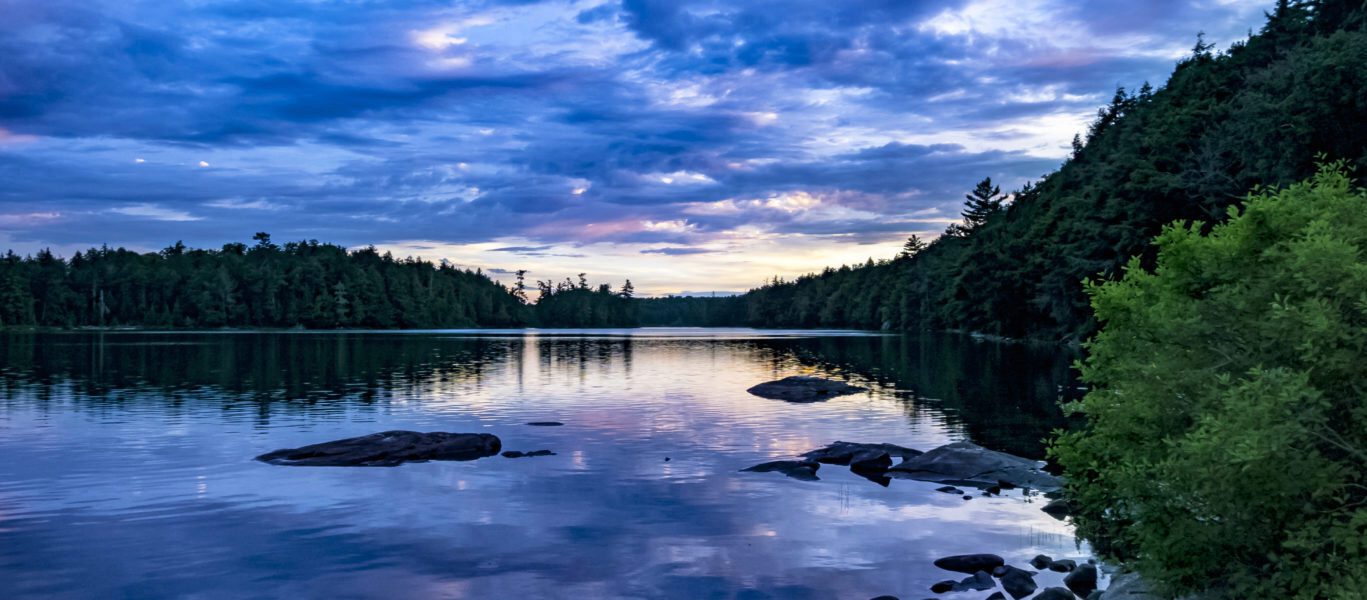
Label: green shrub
xmin=1051 ymin=164 xmax=1367 ymax=599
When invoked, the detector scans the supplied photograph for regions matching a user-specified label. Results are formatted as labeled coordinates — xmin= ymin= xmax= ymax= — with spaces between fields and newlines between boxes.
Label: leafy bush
xmin=1051 ymin=164 xmax=1367 ymax=598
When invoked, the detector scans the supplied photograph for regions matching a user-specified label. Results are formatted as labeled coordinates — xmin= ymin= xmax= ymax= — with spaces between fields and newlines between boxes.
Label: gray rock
xmin=502 ymin=449 xmax=556 ymax=458
xmin=996 ymin=565 xmax=1038 ymax=599
xmin=1064 ymin=563 xmax=1098 ymax=597
xmin=886 ymin=441 xmax=1063 ymax=491
xmin=256 ymin=431 xmax=502 ymax=467
xmin=1101 ymin=571 xmax=1163 ymax=599
xmin=1035 ymin=588 xmax=1077 ymax=599
xmin=740 ymin=459 xmax=820 ymax=481
xmin=745 ymin=376 xmax=866 ymax=402
xmin=933 ymin=554 xmax=1005 ymax=574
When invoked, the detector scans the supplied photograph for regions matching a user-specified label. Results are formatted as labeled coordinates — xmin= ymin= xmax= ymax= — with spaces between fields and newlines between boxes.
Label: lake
xmin=0 ymin=329 xmax=1096 ymax=599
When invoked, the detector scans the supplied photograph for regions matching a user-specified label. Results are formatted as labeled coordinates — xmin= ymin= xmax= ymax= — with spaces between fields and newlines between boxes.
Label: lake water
xmin=0 ymin=329 xmax=1096 ymax=599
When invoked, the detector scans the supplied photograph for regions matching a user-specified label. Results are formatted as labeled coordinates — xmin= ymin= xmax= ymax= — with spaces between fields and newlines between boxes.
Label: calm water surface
xmin=0 ymin=329 xmax=1095 ymax=599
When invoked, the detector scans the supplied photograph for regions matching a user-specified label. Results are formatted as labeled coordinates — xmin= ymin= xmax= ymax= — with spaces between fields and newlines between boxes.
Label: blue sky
xmin=0 ymin=0 xmax=1270 ymax=294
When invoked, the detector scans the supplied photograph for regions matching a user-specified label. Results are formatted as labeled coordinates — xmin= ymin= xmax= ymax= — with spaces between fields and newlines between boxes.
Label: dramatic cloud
xmin=0 ymin=0 xmax=1270 ymax=294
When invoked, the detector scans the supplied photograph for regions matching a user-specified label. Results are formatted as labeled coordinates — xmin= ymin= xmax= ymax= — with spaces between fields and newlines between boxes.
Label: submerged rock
xmin=740 ymin=459 xmax=821 ymax=481
xmin=933 ymin=554 xmax=1005 ymax=574
xmin=801 ymin=441 xmax=922 ymax=465
xmin=256 ymin=431 xmax=502 ymax=467
xmin=502 ymin=449 xmax=556 ymax=458
xmin=745 ymin=376 xmax=866 ymax=402
xmin=886 ymin=441 xmax=1063 ymax=492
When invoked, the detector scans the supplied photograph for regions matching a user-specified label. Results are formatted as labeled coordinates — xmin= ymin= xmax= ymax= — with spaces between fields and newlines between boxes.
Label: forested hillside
xmin=717 ymin=0 xmax=1367 ymax=341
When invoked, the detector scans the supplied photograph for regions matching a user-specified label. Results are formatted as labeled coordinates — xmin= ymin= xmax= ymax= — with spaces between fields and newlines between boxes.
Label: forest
xmin=0 ymin=233 xmax=637 ymax=329
xmin=650 ymin=0 xmax=1367 ymax=342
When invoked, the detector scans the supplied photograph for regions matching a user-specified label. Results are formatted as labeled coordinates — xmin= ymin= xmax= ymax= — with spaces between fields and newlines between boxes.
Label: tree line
xmin=0 ymin=233 xmax=642 ymax=329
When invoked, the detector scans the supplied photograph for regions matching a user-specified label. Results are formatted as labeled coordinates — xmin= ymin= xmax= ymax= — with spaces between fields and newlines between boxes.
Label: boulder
xmin=996 ymin=565 xmax=1038 ymax=599
xmin=526 ymin=421 xmax=563 ymax=426
xmin=1030 ymin=554 xmax=1054 ymax=570
xmin=745 ymin=376 xmax=866 ymax=402
xmin=987 ymin=593 xmax=1006 ymax=600
xmin=930 ymin=580 xmax=956 ymax=593
xmin=801 ymin=441 xmax=922 ymax=464
xmin=933 ymin=554 xmax=1005 ymax=574
xmin=1035 ymin=588 xmax=1077 ymax=600
xmin=502 ymin=449 xmax=556 ymax=458
xmin=1064 ymin=563 xmax=1098 ymax=597
xmin=740 ymin=459 xmax=821 ymax=481
xmin=935 ymin=485 xmax=965 ymax=495
xmin=1048 ymin=559 xmax=1077 ymax=573
xmin=1042 ymin=497 xmax=1074 ymax=519
xmin=886 ymin=441 xmax=1063 ymax=492
xmin=256 ymin=431 xmax=502 ymax=467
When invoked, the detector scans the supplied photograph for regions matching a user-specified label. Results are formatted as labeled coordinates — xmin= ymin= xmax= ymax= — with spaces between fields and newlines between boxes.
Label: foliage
xmin=0 ymin=234 xmax=638 ymax=329
xmin=1051 ymin=165 xmax=1367 ymax=599
xmin=718 ymin=0 xmax=1367 ymax=341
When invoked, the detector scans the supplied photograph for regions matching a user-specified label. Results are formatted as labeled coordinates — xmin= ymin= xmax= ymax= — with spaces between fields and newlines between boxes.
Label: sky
xmin=0 ymin=0 xmax=1271 ymax=296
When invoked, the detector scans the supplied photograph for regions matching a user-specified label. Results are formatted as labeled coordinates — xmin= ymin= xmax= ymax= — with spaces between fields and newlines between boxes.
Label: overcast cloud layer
xmin=0 ymin=0 xmax=1270 ymax=294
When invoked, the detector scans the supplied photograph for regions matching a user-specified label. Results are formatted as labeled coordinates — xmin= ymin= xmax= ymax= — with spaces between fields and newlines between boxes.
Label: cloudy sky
xmin=0 ymin=0 xmax=1270 ymax=295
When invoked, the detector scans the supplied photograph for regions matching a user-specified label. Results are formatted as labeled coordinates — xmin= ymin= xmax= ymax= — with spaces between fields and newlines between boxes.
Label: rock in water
xmin=801 ymin=441 xmax=922 ymax=465
xmin=996 ymin=565 xmax=1038 ymax=599
xmin=933 ymin=554 xmax=1005 ymax=574
xmin=1030 ymin=554 xmax=1054 ymax=570
xmin=951 ymin=571 xmax=997 ymax=592
xmin=745 ymin=376 xmax=866 ymax=402
xmin=987 ymin=593 xmax=1006 ymax=600
xmin=256 ymin=431 xmax=502 ymax=467
xmin=1034 ymin=588 xmax=1077 ymax=600
xmin=1042 ymin=497 xmax=1073 ymax=519
xmin=886 ymin=441 xmax=1063 ymax=492
xmin=740 ymin=460 xmax=821 ymax=481
xmin=1064 ymin=563 xmax=1098 ymax=597
xmin=1048 ymin=559 xmax=1077 ymax=573
xmin=526 ymin=421 xmax=563 ymax=426
xmin=502 ymin=449 xmax=556 ymax=458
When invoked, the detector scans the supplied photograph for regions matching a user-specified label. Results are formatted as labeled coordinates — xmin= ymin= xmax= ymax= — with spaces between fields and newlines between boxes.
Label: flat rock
xmin=740 ymin=459 xmax=820 ymax=481
xmin=933 ymin=553 xmax=1005 ymax=575
xmin=886 ymin=441 xmax=1063 ymax=492
xmin=256 ymin=431 xmax=502 ymax=467
xmin=801 ymin=441 xmax=922 ymax=465
xmin=745 ymin=376 xmax=866 ymax=402
xmin=502 ymin=449 xmax=556 ymax=458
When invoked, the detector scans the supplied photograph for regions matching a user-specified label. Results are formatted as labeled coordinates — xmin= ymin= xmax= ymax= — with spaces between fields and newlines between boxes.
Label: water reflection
xmin=0 ymin=330 xmax=1090 ymax=599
